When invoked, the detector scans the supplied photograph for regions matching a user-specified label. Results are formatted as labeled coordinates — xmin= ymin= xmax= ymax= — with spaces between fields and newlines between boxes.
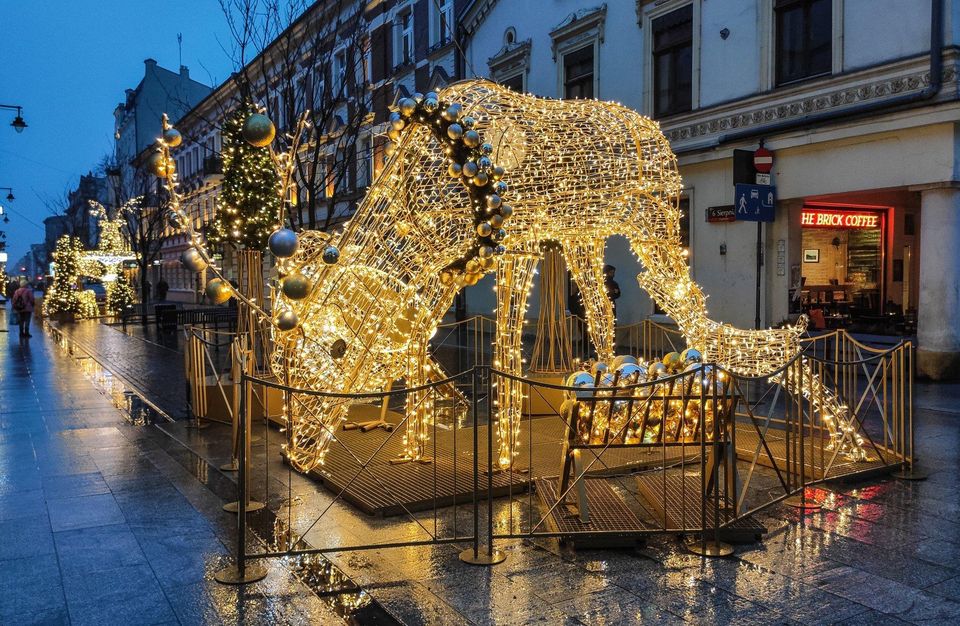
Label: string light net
xmin=271 ymin=79 xmax=861 ymax=472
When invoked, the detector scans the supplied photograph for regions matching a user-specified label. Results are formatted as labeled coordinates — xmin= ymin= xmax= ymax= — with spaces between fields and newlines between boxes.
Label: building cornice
xmin=662 ymin=50 xmax=959 ymax=150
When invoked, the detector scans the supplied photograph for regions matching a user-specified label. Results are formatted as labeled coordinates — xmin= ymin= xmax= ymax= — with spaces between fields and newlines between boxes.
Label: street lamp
xmin=0 ymin=105 xmax=27 ymax=133
xmin=0 ymin=187 xmax=13 ymax=202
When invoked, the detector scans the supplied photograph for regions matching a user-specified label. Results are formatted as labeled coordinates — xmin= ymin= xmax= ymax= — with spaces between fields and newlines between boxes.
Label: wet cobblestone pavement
xmin=0 ymin=315 xmax=375 ymax=625
xmin=6 ymin=316 xmax=960 ymax=625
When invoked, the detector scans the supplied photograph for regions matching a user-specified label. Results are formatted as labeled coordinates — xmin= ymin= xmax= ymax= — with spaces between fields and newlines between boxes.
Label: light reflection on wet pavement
xmin=4 ymin=316 xmax=960 ymax=624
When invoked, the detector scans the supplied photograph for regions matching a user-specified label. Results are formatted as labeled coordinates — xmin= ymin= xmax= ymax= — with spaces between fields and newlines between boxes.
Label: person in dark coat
xmin=156 ymin=278 xmax=169 ymax=302
xmin=604 ymin=264 xmax=621 ymax=319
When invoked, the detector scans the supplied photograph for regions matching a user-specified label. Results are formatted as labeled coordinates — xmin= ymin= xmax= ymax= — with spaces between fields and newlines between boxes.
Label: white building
xmin=462 ymin=0 xmax=960 ymax=379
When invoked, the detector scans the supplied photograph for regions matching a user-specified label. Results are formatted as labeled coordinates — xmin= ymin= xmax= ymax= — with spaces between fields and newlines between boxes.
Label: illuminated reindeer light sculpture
xmin=263 ymin=80 xmax=863 ymax=473
xmin=156 ymin=81 xmax=862 ymax=475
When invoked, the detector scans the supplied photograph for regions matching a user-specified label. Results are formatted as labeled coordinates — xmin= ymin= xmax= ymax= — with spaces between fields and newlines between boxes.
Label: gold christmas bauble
xmin=206 ymin=279 xmax=232 ymax=305
xmin=476 ymin=223 xmax=493 ymax=237
xmin=276 ymin=309 xmax=299 ymax=331
xmin=147 ymin=152 xmax=173 ymax=178
xmin=242 ymin=113 xmax=276 ymax=147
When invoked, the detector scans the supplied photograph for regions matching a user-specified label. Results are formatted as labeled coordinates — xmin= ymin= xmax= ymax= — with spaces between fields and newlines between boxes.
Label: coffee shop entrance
xmin=799 ymin=201 xmax=916 ymax=333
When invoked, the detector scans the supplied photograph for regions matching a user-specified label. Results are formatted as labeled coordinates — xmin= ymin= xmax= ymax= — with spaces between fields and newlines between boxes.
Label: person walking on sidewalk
xmin=12 ymin=279 xmax=35 ymax=338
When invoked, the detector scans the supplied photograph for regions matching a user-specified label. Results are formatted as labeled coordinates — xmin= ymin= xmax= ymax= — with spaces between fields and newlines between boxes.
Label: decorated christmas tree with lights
xmin=106 ymin=276 xmax=134 ymax=313
xmin=208 ymin=102 xmax=282 ymax=251
xmin=44 ymin=235 xmax=83 ymax=317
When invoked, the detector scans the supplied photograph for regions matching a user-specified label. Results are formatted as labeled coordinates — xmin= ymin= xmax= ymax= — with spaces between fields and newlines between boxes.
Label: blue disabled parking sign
xmin=734 ymin=184 xmax=776 ymax=222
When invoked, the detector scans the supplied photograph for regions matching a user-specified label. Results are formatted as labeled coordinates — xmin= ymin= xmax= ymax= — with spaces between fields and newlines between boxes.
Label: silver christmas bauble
xmin=486 ymin=194 xmax=502 ymax=209
xmin=462 ymin=116 xmax=476 ymax=129
xmin=489 ymin=214 xmax=504 ymax=229
xmin=398 ymin=98 xmax=416 ymax=117
xmin=446 ymin=123 xmax=463 ymax=140
xmin=276 ymin=309 xmax=298 ymax=331
xmin=462 ymin=161 xmax=478 ymax=178
xmin=463 ymin=130 xmax=481 ymax=148
xmin=389 ymin=111 xmax=402 ymax=124
xmin=472 ymin=172 xmax=489 ymax=186
xmin=422 ymin=95 xmax=439 ymax=113
xmin=412 ymin=92 xmax=424 ymax=103
xmin=494 ymin=244 xmax=506 ymax=255
xmin=242 ymin=113 xmax=276 ymax=147
xmin=573 ymin=372 xmax=595 ymax=399
xmin=206 ymin=279 xmax=232 ymax=305
xmin=477 ymin=156 xmax=492 ymax=171
xmin=448 ymin=162 xmax=463 ymax=177
xmin=493 ymin=228 xmax=507 ymax=242
xmin=384 ymin=141 xmax=397 ymax=157
xmin=180 ymin=247 xmax=208 ymax=273
xmin=268 ymin=228 xmax=299 ymax=258
xmin=682 ymin=348 xmax=703 ymax=364
xmin=500 ymin=204 xmax=513 ymax=219
xmin=442 ymin=104 xmax=461 ymax=121
xmin=618 ymin=363 xmax=645 ymax=380
xmin=281 ymin=273 xmax=311 ymax=300
xmin=476 ymin=223 xmax=493 ymax=237
xmin=480 ymin=142 xmax=493 ymax=155
xmin=478 ymin=245 xmax=494 ymax=258
xmin=494 ymin=181 xmax=508 ymax=195
xmin=163 ymin=128 xmax=182 ymax=148
xmin=391 ymin=118 xmax=405 ymax=132
xmin=492 ymin=166 xmax=505 ymax=181
xmin=322 ymin=245 xmax=340 ymax=265
xmin=387 ymin=127 xmax=401 ymax=141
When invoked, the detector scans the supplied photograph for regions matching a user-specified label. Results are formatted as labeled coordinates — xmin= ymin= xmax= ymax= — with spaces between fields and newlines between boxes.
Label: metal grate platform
xmin=635 ymin=473 xmax=766 ymax=542
xmin=535 ymin=477 xmax=647 ymax=548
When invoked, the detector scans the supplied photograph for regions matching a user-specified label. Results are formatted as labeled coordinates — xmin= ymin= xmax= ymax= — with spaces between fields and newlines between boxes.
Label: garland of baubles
xmin=149 ymin=112 xmax=325 ymax=333
xmin=385 ymin=91 xmax=512 ymax=286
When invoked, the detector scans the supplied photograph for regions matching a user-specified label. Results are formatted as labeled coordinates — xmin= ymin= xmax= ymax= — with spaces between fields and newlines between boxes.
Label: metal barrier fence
xmin=214 ymin=331 xmax=914 ymax=583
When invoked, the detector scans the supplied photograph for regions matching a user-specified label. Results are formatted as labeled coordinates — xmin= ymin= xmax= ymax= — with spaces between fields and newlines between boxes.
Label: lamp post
xmin=0 ymin=105 xmax=27 ymax=133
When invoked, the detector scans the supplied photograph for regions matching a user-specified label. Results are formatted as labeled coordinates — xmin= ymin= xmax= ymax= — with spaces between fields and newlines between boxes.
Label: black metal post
xmin=755 ymin=221 xmax=762 ymax=330
xmin=214 ymin=373 xmax=266 ymax=583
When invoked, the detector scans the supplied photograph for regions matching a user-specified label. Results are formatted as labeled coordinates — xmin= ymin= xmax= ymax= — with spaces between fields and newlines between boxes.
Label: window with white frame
xmin=430 ymin=0 xmax=453 ymax=47
xmin=775 ymin=0 xmax=832 ymax=85
xmin=394 ymin=4 xmax=414 ymax=67
xmin=550 ymin=5 xmax=605 ymax=100
xmin=356 ymin=134 xmax=372 ymax=188
xmin=333 ymin=48 xmax=351 ymax=95
xmin=563 ymin=46 xmax=594 ymax=99
xmin=652 ymin=4 xmax=693 ymax=117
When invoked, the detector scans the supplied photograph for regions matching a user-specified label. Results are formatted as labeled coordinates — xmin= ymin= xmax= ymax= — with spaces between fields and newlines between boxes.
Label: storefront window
xmin=800 ymin=205 xmax=885 ymax=329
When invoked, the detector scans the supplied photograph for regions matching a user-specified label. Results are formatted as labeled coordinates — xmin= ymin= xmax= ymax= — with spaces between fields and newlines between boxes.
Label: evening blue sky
xmin=0 ymin=1 xmax=235 ymax=268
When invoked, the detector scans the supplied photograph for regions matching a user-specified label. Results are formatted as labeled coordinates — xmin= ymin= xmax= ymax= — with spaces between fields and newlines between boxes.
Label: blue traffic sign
xmin=734 ymin=184 xmax=776 ymax=222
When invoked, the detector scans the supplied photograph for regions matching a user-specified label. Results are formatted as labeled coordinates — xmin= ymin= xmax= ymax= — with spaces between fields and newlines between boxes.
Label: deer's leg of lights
xmin=562 ymin=239 xmax=616 ymax=364
xmin=494 ymin=253 xmax=539 ymax=470
xmin=401 ymin=338 xmax=433 ymax=462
